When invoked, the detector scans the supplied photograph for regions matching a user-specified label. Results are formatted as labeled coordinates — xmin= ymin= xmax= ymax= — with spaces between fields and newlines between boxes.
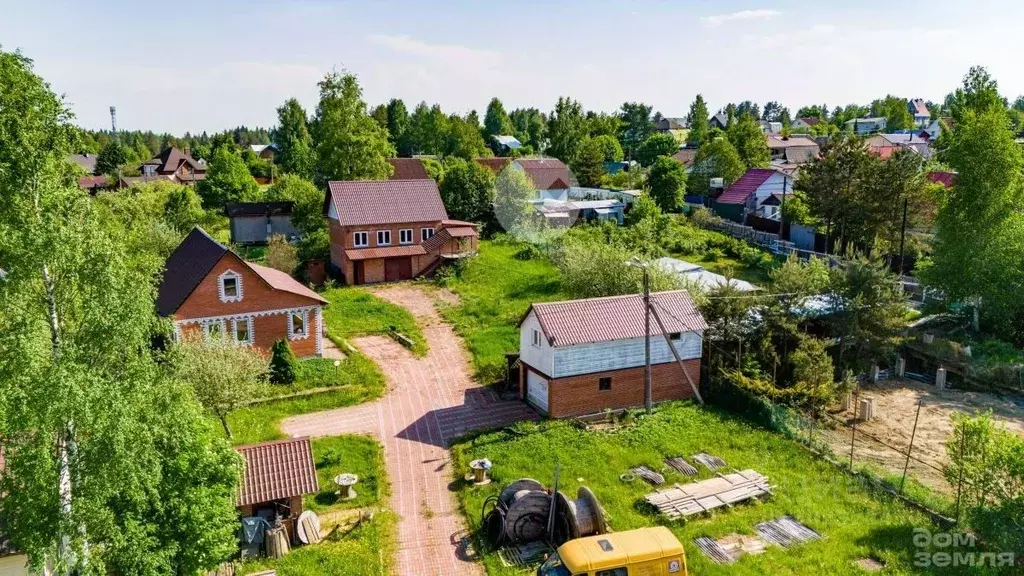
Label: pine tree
xmin=270 ymin=339 xmax=298 ymax=385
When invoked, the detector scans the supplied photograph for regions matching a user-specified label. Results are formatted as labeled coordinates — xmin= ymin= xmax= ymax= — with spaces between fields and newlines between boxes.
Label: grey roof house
xmin=225 ymin=202 xmax=299 ymax=245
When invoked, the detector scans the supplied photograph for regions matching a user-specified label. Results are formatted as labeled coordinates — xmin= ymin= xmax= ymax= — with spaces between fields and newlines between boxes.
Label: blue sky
xmin=2 ymin=0 xmax=1021 ymax=134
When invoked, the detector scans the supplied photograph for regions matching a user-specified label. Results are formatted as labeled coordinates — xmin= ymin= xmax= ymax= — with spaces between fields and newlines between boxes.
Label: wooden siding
xmin=518 ymin=311 xmax=554 ymax=376
xmin=551 ymin=331 xmax=702 ymax=379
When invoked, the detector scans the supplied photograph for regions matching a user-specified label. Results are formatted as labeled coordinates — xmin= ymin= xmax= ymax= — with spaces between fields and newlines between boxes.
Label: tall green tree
xmin=586 ymin=112 xmax=622 ymax=138
xmin=197 ymin=146 xmax=261 ymax=207
xmin=687 ymin=135 xmax=745 ymax=196
xmin=685 ymin=94 xmax=710 ymax=147
xmin=592 ymin=134 xmax=624 ymax=162
xmin=869 ymin=95 xmax=914 ymax=131
xmin=617 ymin=102 xmax=654 ymax=159
xmin=828 ymin=257 xmax=906 ymax=373
xmin=547 ymin=97 xmax=587 ymax=164
xmin=95 ymin=140 xmax=128 ymax=176
xmin=385 ymin=98 xmax=411 ymax=156
xmin=312 ymin=71 xmax=395 ymax=183
xmin=272 ymin=98 xmax=316 ymax=178
xmin=796 ymin=135 xmax=877 ymax=252
xmin=444 ymin=113 xmax=489 ymax=159
xmin=493 ymin=167 xmax=536 ymax=238
xmin=407 ymin=102 xmax=449 ymax=157
xmin=924 ymin=106 xmax=1024 ymax=338
xmin=0 ymin=49 xmax=239 ymax=575
xmin=265 ymin=173 xmax=325 ymax=235
xmin=571 ymin=137 xmax=607 ymax=188
xmin=635 ymin=133 xmax=678 ymax=167
xmin=647 ymin=156 xmax=687 ymax=211
xmin=439 ymin=158 xmax=497 ymax=231
xmin=945 ymin=66 xmax=1007 ymax=123
xmin=726 ymin=113 xmax=770 ymax=168
xmin=509 ymin=107 xmax=546 ymax=151
xmin=483 ymin=97 xmax=513 ymax=140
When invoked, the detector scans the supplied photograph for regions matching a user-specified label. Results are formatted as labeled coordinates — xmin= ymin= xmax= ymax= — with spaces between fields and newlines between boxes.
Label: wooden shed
xmin=235 ymin=437 xmax=319 ymax=543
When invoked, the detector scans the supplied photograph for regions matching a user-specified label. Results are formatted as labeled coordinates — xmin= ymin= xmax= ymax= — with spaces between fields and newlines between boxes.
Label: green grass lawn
xmin=306 ymin=435 xmax=389 ymax=514
xmin=437 ymin=241 xmax=567 ymax=384
xmin=322 ymin=286 xmax=428 ymax=356
xmin=226 ymin=354 xmax=385 ymax=446
xmin=451 ymin=402 xmax=991 ymax=576
xmin=239 ymin=510 xmax=396 ymax=576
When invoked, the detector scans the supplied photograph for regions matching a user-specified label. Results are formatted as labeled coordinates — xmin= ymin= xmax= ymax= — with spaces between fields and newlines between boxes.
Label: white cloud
xmin=366 ymin=34 xmax=502 ymax=71
xmin=701 ymin=9 xmax=781 ymax=27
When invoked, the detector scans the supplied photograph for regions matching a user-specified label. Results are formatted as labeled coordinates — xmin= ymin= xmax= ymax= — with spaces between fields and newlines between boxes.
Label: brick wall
xmin=529 ymin=360 xmax=700 ymax=419
xmin=328 ymin=220 xmax=441 ymax=285
xmin=174 ymin=252 xmax=322 ymax=357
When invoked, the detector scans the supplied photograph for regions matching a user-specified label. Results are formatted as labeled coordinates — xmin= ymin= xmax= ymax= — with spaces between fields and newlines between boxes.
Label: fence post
xmin=899 ymin=400 xmax=923 ymax=494
xmin=849 ymin=385 xmax=860 ymax=470
xmin=954 ymin=425 xmax=967 ymax=525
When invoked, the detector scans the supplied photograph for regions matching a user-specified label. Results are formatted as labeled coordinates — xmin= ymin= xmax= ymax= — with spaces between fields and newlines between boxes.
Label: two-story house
xmin=713 ymin=168 xmax=794 ymax=222
xmin=324 ymin=179 xmax=478 ymax=284
xmin=140 ymin=147 xmax=206 ymax=183
xmin=845 ymin=117 xmax=887 ymax=135
xmin=518 ymin=291 xmax=706 ymax=418
xmin=157 ymin=227 xmax=328 ymax=357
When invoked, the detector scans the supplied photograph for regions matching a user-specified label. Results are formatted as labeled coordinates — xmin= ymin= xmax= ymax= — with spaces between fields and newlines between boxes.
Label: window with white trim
xmin=399 ymin=228 xmax=413 ymax=245
xmin=218 ymin=270 xmax=243 ymax=303
xmin=421 ymin=227 xmax=435 ymax=241
xmin=532 ymin=329 xmax=542 ymax=347
xmin=203 ymin=320 xmax=225 ymax=341
xmin=233 ymin=318 xmax=253 ymax=345
xmin=353 ymin=231 xmax=369 ymax=248
xmin=289 ymin=311 xmax=309 ymax=340
xmin=376 ymin=230 xmax=391 ymax=246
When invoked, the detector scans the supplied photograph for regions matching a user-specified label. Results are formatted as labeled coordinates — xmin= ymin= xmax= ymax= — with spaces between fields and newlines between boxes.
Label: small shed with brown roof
xmin=235 ymin=437 xmax=319 ymax=543
xmin=517 ymin=291 xmax=706 ymax=418
xmin=388 ymin=158 xmax=431 ymax=180
xmin=513 ymin=158 xmax=576 ymax=192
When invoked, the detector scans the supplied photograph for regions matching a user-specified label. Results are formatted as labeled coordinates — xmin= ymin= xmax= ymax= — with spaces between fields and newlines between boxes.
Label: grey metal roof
xmin=655 ymin=257 xmax=759 ymax=293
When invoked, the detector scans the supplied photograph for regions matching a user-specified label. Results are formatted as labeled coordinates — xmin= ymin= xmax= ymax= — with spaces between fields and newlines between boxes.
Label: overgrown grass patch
xmin=239 ymin=510 xmax=397 ymax=576
xmin=437 ymin=241 xmax=567 ymax=383
xmin=451 ymin=402 xmax=986 ymax=575
xmin=226 ymin=354 xmax=385 ymax=446
xmin=322 ymin=286 xmax=427 ymax=356
xmin=306 ymin=435 xmax=388 ymax=513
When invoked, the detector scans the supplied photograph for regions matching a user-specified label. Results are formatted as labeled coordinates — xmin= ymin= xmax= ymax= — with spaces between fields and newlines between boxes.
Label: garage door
xmin=384 ymin=257 xmax=413 ymax=282
xmin=526 ymin=370 xmax=549 ymax=414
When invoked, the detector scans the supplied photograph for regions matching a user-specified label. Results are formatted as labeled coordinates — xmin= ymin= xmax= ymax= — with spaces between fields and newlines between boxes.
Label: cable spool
xmin=556 ymin=487 xmax=608 ymax=541
xmin=498 ymin=478 xmax=545 ymax=508
xmin=504 ymin=490 xmax=552 ymax=544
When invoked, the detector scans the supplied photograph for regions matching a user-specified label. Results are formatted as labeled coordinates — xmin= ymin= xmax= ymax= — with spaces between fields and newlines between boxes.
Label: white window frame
xmin=399 ymin=228 xmax=414 ymax=245
xmin=232 ymin=317 xmax=253 ymax=346
xmin=218 ymin=270 xmax=243 ymax=303
xmin=376 ymin=230 xmax=392 ymax=246
xmin=203 ymin=319 xmax=226 ymax=341
xmin=421 ymin=227 xmax=435 ymax=241
xmin=532 ymin=329 xmax=542 ymax=347
xmin=353 ymin=231 xmax=369 ymax=248
xmin=288 ymin=310 xmax=310 ymax=340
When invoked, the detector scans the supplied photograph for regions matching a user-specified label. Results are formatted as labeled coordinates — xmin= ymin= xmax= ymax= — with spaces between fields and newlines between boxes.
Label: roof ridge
xmin=234 ymin=436 xmax=311 ymax=450
xmin=533 ymin=289 xmax=687 ymax=308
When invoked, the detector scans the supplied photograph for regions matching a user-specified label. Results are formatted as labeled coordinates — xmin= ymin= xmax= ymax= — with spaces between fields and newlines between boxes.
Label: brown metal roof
xmin=515 ymin=158 xmax=575 ymax=190
xmin=388 ymin=158 xmax=431 ymax=180
xmin=326 ymin=179 xmax=448 ymax=227
xmin=671 ymin=148 xmax=697 ymax=167
xmin=144 ymin=147 xmax=205 ymax=174
xmin=474 ymin=157 xmax=512 ymax=174
xmin=235 ymin=437 xmax=319 ymax=507
xmin=526 ymin=290 xmax=707 ymax=347
xmin=248 ymin=263 xmax=328 ymax=304
xmin=344 ymin=244 xmax=428 ymax=261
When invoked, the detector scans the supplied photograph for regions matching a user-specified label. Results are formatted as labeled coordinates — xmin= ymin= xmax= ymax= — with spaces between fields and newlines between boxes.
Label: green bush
xmin=269 ymin=339 xmax=297 ymax=385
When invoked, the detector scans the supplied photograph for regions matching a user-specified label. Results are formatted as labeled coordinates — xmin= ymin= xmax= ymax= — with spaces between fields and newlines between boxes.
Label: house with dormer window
xmin=156 ymin=227 xmax=328 ymax=357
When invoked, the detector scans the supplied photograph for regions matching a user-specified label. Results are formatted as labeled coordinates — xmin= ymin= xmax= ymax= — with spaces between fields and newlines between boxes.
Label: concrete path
xmin=282 ymin=285 xmax=537 ymax=575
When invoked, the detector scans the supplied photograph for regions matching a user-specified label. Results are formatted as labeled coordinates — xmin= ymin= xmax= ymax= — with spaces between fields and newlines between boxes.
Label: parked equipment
xmin=482 ymin=478 xmax=608 ymax=548
xmin=537 ymin=527 xmax=687 ymax=576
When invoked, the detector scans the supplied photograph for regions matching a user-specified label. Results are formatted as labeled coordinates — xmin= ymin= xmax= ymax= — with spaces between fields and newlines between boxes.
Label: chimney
xmin=184 ymin=146 xmax=191 ymax=158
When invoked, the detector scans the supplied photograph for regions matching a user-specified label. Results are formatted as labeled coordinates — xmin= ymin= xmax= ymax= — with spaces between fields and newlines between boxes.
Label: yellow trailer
xmin=537 ymin=526 xmax=687 ymax=576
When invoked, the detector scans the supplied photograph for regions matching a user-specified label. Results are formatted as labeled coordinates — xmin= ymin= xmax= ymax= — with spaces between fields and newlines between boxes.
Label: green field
xmin=451 ymin=402 xmax=992 ymax=576
xmin=322 ymin=286 xmax=428 ymax=356
xmin=437 ymin=241 xmax=567 ymax=384
xmin=306 ymin=435 xmax=389 ymax=514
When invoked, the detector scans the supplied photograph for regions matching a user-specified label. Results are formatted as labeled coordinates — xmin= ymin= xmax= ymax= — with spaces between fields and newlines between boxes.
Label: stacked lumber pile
xmin=644 ymin=470 xmax=773 ymax=519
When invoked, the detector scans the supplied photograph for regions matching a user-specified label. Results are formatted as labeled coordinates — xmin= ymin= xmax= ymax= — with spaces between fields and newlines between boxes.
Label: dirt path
xmin=282 ymin=285 xmax=537 ymax=575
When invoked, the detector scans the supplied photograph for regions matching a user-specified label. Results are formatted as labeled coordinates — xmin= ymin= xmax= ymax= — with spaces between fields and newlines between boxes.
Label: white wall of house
xmin=751 ymin=172 xmax=793 ymax=206
xmin=551 ymin=332 xmax=702 ymax=378
xmin=519 ymin=311 xmax=554 ymax=375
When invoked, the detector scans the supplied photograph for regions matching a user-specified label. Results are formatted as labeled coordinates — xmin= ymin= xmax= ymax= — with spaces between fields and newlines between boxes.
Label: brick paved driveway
xmin=282 ymin=286 xmax=537 ymax=575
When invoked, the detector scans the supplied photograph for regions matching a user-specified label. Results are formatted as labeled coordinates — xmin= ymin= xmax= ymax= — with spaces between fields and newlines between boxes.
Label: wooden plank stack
xmin=644 ymin=470 xmax=773 ymax=519
xmin=664 ymin=457 xmax=698 ymax=476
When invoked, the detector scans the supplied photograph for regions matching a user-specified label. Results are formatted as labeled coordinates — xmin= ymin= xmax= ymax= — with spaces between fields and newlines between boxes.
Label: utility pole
xmin=643 ymin=266 xmax=652 ymax=413
xmin=110 ymin=106 xmax=121 ymax=185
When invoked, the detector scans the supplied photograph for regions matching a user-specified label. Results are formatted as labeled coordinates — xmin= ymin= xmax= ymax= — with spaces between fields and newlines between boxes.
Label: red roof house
xmin=388 ymin=158 xmax=431 ymax=180
xmin=324 ymin=180 xmax=478 ymax=284
xmin=513 ymin=158 xmax=576 ymax=191
xmin=157 ymin=227 xmax=328 ymax=357
xmin=518 ymin=291 xmax=707 ymax=418
xmin=234 ymin=437 xmax=319 ymax=543
xmin=926 ymin=171 xmax=957 ymax=188
xmin=713 ymin=168 xmax=793 ymax=223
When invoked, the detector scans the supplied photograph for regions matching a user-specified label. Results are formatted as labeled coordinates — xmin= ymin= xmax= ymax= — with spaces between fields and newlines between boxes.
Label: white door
xmin=526 ymin=370 xmax=549 ymax=414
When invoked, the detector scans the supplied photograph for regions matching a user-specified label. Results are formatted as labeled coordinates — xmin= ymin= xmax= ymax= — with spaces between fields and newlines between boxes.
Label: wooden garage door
xmin=384 ymin=257 xmax=413 ymax=282
xmin=526 ymin=370 xmax=549 ymax=414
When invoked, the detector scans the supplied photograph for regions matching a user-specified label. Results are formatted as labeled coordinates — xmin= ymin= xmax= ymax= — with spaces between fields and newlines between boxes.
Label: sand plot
xmin=818 ymin=378 xmax=1024 ymax=493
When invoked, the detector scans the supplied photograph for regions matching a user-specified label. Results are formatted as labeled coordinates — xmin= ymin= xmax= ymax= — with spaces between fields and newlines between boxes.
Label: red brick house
xmin=518 ymin=291 xmax=706 ymax=418
xmin=157 ymin=227 xmax=328 ymax=357
xmin=324 ymin=179 xmax=478 ymax=285
xmin=235 ymin=437 xmax=319 ymax=544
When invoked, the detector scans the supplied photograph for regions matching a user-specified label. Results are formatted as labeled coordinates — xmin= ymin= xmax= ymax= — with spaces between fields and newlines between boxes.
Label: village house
xmin=512 ymin=157 xmax=577 ymax=199
xmin=388 ymin=158 xmax=431 ymax=180
xmin=474 ymin=157 xmax=513 ymax=174
xmin=709 ymin=112 xmax=730 ymax=130
xmin=790 ymin=117 xmax=822 ymax=131
xmin=758 ymin=119 xmax=783 ymax=134
xmin=138 ymin=147 xmax=206 ymax=184
xmin=845 ymin=117 xmax=887 ymax=135
xmin=670 ymin=148 xmax=698 ymax=171
xmin=713 ymin=168 xmax=794 ymax=223
xmin=491 ymin=135 xmax=523 ymax=155
xmin=908 ymin=98 xmax=932 ymax=127
xmin=766 ymin=134 xmax=820 ymax=163
xmin=156 ymin=227 xmax=328 ymax=357
xmin=325 ymin=179 xmax=478 ymax=284
xmin=866 ymin=133 xmax=933 ymax=159
xmin=235 ymin=437 xmax=319 ymax=548
xmin=225 ymin=201 xmax=299 ymax=245
xmin=518 ymin=291 xmax=706 ymax=418
xmin=250 ymin=144 xmax=279 ymax=162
